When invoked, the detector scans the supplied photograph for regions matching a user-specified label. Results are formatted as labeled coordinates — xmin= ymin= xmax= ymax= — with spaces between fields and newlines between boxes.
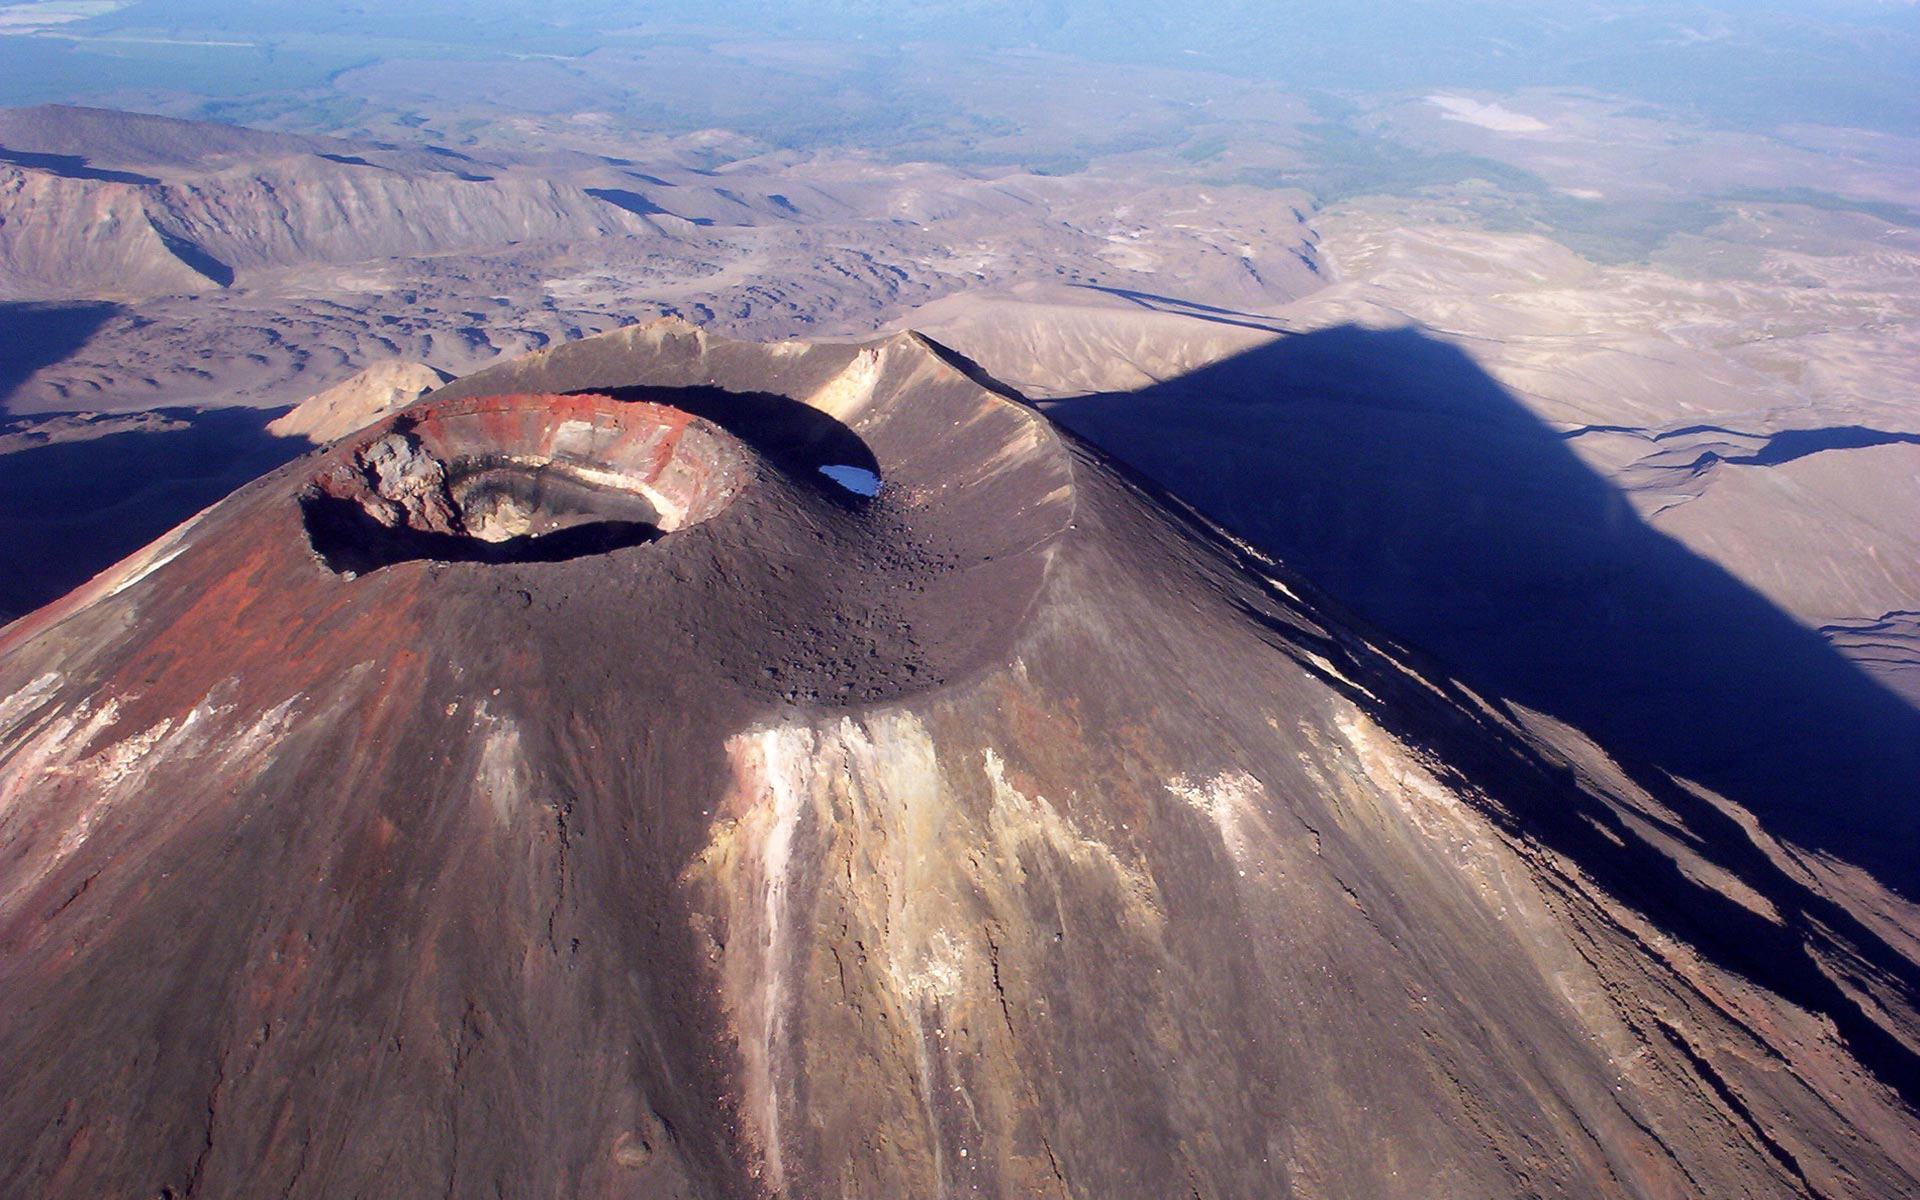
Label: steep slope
xmin=0 ymin=165 xmax=227 ymax=297
xmin=0 ymin=106 xmax=667 ymax=300
xmin=0 ymin=159 xmax=664 ymax=300
xmin=0 ymin=321 xmax=1916 ymax=1198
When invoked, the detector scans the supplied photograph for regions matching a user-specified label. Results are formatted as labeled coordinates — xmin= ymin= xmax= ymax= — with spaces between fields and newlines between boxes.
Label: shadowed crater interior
xmin=590 ymin=383 xmax=883 ymax=496
xmin=301 ymin=392 xmax=750 ymax=575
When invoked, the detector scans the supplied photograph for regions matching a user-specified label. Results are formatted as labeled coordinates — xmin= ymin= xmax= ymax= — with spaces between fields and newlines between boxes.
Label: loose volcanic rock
xmin=1 ymin=319 xmax=1917 ymax=1199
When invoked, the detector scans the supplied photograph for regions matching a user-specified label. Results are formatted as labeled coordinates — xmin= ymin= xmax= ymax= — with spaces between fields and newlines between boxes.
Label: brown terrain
xmin=2 ymin=54 xmax=1919 ymax=1198
xmin=1 ymin=321 xmax=1917 ymax=1198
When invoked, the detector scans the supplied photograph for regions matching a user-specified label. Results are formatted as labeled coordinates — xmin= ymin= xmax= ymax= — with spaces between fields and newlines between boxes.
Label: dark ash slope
xmin=0 ymin=320 xmax=1915 ymax=1198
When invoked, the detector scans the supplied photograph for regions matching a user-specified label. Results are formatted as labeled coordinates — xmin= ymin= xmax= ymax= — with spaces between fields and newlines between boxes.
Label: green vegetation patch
xmin=1480 ymin=193 xmax=1723 ymax=266
xmin=1721 ymin=187 xmax=1920 ymax=230
xmin=1229 ymin=121 xmax=1542 ymax=203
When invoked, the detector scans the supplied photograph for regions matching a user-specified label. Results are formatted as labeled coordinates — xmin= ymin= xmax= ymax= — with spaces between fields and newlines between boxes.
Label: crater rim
xmin=299 ymin=391 xmax=753 ymax=575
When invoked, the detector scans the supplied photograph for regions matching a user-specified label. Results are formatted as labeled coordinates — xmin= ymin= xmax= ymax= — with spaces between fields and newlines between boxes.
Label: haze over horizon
xmin=2 ymin=3 xmax=1919 ymax=1197
xmin=4 ymin=1 xmax=1920 ymax=140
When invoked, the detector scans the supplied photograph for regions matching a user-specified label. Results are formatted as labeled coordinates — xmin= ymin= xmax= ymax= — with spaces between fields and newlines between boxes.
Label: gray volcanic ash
xmin=1 ymin=321 xmax=1917 ymax=1198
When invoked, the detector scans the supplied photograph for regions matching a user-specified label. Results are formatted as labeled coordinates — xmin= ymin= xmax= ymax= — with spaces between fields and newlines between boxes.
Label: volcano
xmin=1 ymin=320 xmax=1916 ymax=1198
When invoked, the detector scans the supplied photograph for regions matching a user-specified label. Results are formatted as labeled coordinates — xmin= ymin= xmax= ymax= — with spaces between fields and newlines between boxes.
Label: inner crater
xmin=301 ymin=392 xmax=749 ymax=575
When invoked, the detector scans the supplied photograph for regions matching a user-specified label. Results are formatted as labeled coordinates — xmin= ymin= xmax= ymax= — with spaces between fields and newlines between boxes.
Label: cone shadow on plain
xmin=1044 ymin=323 xmax=1920 ymax=897
xmin=1042 ymin=323 xmax=1920 ymax=1102
xmin=0 ymin=406 xmax=305 ymax=621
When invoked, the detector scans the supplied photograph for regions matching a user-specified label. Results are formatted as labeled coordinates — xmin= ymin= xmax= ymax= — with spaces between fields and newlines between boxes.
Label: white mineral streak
xmin=101 ymin=508 xmax=210 ymax=598
xmin=0 ymin=695 xmax=120 ymax=823
xmin=1329 ymin=702 xmax=1727 ymax=1085
xmin=0 ymin=671 xmax=62 ymax=748
xmin=975 ymin=421 xmax=1045 ymax=480
xmin=1169 ymin=769 xmax=1271 ymax=876
xmin=983 ymin=747 xmax=1162 ymax=923
xmin=1329 ymin=706 xmax=1516 ymax=916
xmin=711 ymin=723 xmax=815 ymax=1193
xmin=475 ymin=710 xmax=528 ymax=825
xmin=1326 ymin=705 xmax=1635 ymax=1040
xmin=69 ymin=712 xmax=174 ymax=793
xmin=833 ymin=713 xmax=954 ymax=1001
xmin=216 ymin=693 xmax=301 ymax=772
xmin=843 ymin=714 xmax=963 ymax=1184
xmin=705 ymin=714 xmax=1167 ymax=1189
xmin=0 ymin=680 xmax=302 ymax=915
xmin=757 ymin=724 xmax=807 ymax=1192
xmin=1332 ymin=709 xmax=1462 ymax=819
xmin=709 ymin=713 xmax=966 ymax=1185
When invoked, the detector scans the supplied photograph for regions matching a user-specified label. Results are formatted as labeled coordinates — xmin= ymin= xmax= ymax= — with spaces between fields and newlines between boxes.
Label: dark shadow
xmin=0 ymin=407 xmax=306 ymax=621
xmin=1069 ymin=284 xmax=1292 ymax=333
xmin=152 ymin=228 xmax=233 ymax=287
xmin=317 ymin=153 xmax=375 ymax=167
xmin=300 ymin=491 xmax=663 ymax=577
xmin=587 ymin=188 xmax=714 ymax=226
xmin=1043 ymin=322 xmax=1920 ymax=1104
xmin=590 ymin=384 xmax=883 ymax=493
xmin=422 ymin=145 xmax=493 ymax=182
xmin=1044 ymin=325 xmax=1920 ymax=894
xmin=585 ymin=187 xmax=667 ymax=217
xmin=0 ymin=146 xmax=158 ymax=184
xmin=0 ymin=301 xmax=121 ymax=410
xmin=1618 ymin=422 xmax=1920 ymax=466
xmin=1727 ymin=425 xmax=1920 ymax=467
